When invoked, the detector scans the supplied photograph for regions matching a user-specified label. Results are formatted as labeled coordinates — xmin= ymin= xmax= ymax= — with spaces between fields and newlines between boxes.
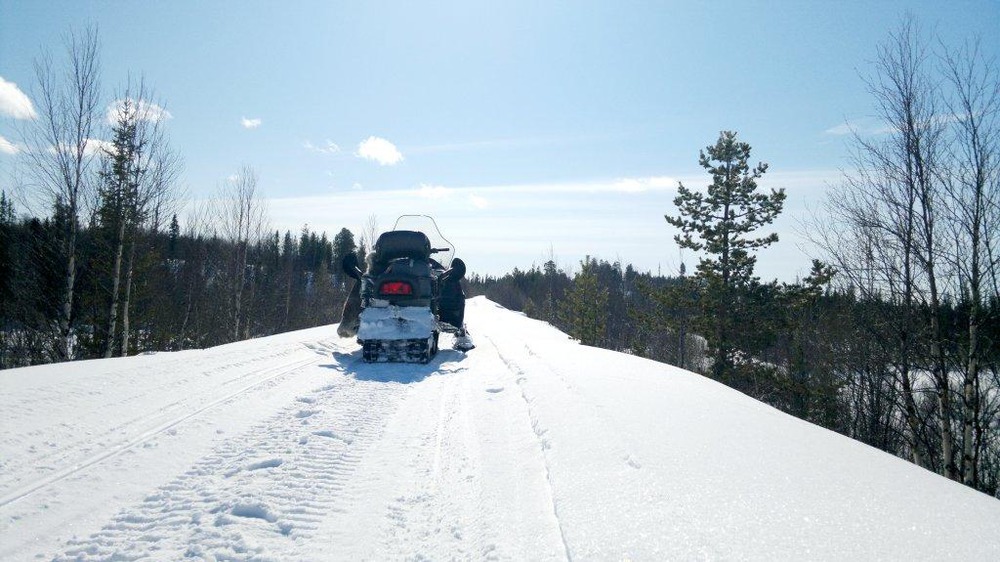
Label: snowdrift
xmin=2 ymin=296 xmax=998 ymax=560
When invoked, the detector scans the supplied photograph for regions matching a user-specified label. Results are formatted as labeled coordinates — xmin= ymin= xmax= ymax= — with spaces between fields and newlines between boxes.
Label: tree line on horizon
xmin=1 ymin=184 xmax=362 ymax=363
xmin=2 ymin=19 xmax=998 ymax=499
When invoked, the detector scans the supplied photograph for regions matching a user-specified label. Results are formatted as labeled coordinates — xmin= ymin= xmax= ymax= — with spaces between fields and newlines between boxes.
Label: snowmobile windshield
xmin=391 ymin=215 xmax=455 ymax=268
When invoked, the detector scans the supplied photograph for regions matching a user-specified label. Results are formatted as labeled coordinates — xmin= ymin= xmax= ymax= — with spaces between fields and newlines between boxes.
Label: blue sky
xmin=2 ymin=1 xmax=998 ymax=280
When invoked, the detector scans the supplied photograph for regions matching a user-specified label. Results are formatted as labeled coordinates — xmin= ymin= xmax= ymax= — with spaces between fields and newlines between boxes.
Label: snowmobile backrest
xmin=374 ymin=230 xmax=432 ymax=265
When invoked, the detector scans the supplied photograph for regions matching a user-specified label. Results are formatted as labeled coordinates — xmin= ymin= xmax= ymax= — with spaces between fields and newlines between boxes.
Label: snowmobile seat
xmin=372 ymin=230 xmax=432 ymax=273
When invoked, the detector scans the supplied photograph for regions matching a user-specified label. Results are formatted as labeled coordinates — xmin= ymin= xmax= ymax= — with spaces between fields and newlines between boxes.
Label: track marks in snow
xmin=485 ymin=332 xmax=660 ymax=560
xmin=480 ymin=336 xmax=571 ymax=561
xmin=52 ymin=366 xmax=407 ymax=561
xmin=0 ymin=354 xmax=321 ymax=509
xmin=366 ymin=369 xmax=503 ymax=562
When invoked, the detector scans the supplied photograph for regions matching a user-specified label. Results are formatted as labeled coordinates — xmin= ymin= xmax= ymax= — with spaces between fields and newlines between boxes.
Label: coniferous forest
xmin=3 ymin=18 xmax=999 ymax=499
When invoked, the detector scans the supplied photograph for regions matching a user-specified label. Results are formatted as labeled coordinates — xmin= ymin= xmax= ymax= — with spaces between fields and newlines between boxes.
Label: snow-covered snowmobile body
xmin=342 ymin=216 xmax=470 ymax=363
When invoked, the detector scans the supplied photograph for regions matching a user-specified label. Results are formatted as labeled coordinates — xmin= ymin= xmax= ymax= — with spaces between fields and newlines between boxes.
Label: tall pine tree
xmin=665 ymin=131 xmax=786 ymax=387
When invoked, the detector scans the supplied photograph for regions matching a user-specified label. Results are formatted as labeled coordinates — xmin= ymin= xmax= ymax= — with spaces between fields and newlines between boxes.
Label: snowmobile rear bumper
xmin=358 ymin=305 xmax=439 ymax=363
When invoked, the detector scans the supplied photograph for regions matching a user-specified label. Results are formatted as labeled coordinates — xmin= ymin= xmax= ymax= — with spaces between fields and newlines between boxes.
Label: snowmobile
xmin=339 ymin=215 xmax=474 ymax=363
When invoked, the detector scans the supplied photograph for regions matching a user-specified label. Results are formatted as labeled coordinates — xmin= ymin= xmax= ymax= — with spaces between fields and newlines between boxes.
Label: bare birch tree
xmin=358 ymin=213 xmax=380 ymax=269
xmin=817 ymin=17 xmax=947 ymax=470
xmin=217 ymin=166 xmax=268 ymax=342
xmin=21 ymin=27 xmax=102 ymax=360
xmin=871 ymin=17 xmax=954 ymax=479
xmin=818 ymin=17 xmax=1000 ymax=485
xmin=941 ymin=39 xmax=1000 ymax=487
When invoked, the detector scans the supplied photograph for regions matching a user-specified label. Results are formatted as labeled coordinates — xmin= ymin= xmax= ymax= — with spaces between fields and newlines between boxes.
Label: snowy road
xmin=3 ymin=297 xmax=1000 ymax=560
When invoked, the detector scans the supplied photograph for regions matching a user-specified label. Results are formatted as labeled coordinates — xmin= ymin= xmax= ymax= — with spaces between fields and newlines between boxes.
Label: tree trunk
xmin=900 ymin=366 xmax=928 ymax=469
xmin=930 ymin=309 xmax=955 ymax=479
xmin=104 ymin=220 xmax=126 ymax=358
xmin=232 ymin=242 xmax=247 ymax=342
xmin=120 ymin=235 xmax=136 ymax=356
xmin=59 ymin=221 xmax=78 ymax=360
xmin=962 ymin=316 xmax=979 ymax=485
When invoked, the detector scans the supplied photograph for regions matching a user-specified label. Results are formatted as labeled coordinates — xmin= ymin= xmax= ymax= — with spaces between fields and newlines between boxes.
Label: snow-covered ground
xmin=2 ymin=297 xmax=999 ymax=560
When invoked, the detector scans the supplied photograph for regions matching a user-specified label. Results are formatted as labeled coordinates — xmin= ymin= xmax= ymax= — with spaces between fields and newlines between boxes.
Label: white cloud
xmin=304 ymin=140 xmax=340 ymax=154
xmin=357 ymin=136 xmax=403 ymax=166
xmin=106 ymin=98 xmax=172 ymax=124
xmin=469 ymin=194 xmax=489 ymax=209
xmin=612 ymin=176 xmax=676 ymax=193
xmin=241 ymin=117 xmax=262 ymax=129
xmin=85 ymin=138 xmax=116 ymax=156
xmin=0 ymin=76 xmax=36 ymax=119
xmin=48 ymin=138 xmax=116 ymax=157
xmin=352 ymin=182 xmax=364 ymax=190
xmin=417 ymin=183 xmax=450 ymax=199
xmin=0 ymin=135 xmax=20 ymax=155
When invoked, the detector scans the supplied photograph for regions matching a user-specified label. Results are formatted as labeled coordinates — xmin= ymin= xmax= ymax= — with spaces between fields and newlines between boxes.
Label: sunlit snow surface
xmin=2 ymin=297 xmax=999 ymax=560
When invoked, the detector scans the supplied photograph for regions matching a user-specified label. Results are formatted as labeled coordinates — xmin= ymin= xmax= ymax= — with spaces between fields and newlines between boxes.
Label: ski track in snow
xmin=482 ymin=335 xmax=571 ymax=560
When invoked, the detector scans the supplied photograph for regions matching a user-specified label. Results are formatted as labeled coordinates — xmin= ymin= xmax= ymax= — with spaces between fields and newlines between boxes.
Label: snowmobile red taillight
xmin=379 ymin=281 xmax=413 ymax=296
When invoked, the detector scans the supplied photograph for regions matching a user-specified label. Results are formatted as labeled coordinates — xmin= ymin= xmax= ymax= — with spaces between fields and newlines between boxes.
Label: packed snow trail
xmin=2 ymin=297 xmax=1000 ymax=560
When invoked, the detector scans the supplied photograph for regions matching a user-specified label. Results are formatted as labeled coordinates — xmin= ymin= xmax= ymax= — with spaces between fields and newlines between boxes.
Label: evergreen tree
xmin=560 ymin=258 xmax=609 ymax=347
xmin=0 ymin=192 xmax=17 ymax=362
xmin=95 ymin=101 xmax=146 ymax=357
xmin=332 ymin=227 xmax=357 ymax=280
xmin=665 ymin=131 xmax=786 ymax=387
xmin=167 ymin=214 xmax=180 ymax=258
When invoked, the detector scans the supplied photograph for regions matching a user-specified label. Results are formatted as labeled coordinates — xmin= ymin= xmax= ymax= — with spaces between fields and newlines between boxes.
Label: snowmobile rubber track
xmin=362 ymin=335 xmax=438 ymax=364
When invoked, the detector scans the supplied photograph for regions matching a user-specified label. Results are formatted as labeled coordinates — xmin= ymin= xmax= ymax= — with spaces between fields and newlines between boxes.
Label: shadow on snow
xmin=322 ymin=348 xmax=468 ymax=384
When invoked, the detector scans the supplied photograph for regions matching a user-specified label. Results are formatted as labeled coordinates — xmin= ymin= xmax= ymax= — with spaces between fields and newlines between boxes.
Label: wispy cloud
xmin=824 ymin=123 xmax=854 ymax=136
xmin=413 ymin=184 xmax=488 ymax=210
xmin=106 ymin=98 xmax=172 ymax=124
xmin=0 ymin=76 xmax=36 ymax=120
xmin=265 ymin=168 xmax=838 ymax=280
xmin=357 ymin=136 xmax=403 ymax=166
xmin=417 ymin=183 xmax=450 ymax=199
xmin=241 ymin=117 xmax=262 ymax=129
xmin=304 ymin=140 xmax=340 ymax=154
xmin=0 ymin=134 xmax=20 ymax=155
xmin=406 ymin=132 xmax=617 ymax=155
xmin=450 ymin=175 xmax=681 ymax=197
xmin=48 ymin=138 xmax=116 ymax=157
xmin=469 ymin=194 xmax=489 ymax=209
xmin=825 ymin=118 xmax=893 ymax=136
xmin=84 ymin=138 xmax=116 ymax=156
xmin=612 ymin=176 xmax=676 ymax=193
